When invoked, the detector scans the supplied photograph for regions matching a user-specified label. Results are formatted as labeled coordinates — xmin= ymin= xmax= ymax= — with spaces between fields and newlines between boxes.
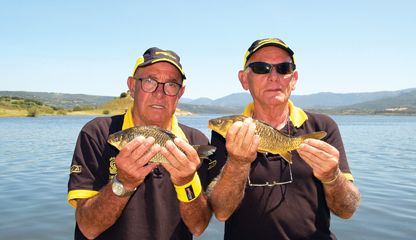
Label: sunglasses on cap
xmin=247 ymin=62 xmax=296 ymax=75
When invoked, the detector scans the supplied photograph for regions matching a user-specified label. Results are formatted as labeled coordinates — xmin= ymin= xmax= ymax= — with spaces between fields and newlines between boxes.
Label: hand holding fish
xmin=225 ymin=117 xmax=260 ymax=166
xmin=161 ymin=138 xmax=201 ymax=186
xmin=297 ymin=138 xmax=340 ymax=184
xmin=114 ymin=136 xmax=158 ymax=190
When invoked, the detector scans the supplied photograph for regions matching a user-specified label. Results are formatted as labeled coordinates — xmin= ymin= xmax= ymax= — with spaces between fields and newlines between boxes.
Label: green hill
xmin=0 ymin=96 xmax=57 ymax=117
xmin=0 ymin=91 xmax=114 ymax=109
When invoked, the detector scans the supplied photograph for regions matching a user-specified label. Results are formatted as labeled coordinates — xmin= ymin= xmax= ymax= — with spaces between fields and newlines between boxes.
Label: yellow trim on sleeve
xmin=67 ymin=190 xmax=99 ymax=208
xmin=343 ymin=173 xmax=354 ymax=182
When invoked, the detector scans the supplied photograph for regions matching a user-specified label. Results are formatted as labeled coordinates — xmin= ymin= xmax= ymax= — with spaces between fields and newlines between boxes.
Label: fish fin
xmin=280 ymin=152 xmax=293 ymax=164
xmin=301 ymin=131 xmax=327 ymax=141
xmin=193 ymin=145 xmax=217 ymax=159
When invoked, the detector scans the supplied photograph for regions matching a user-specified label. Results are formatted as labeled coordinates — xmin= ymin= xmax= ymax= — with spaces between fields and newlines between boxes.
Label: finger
xmin=165 ymin=140 xmax=188 ymax=166
xmin=160 ymin=145 xmax=181 ymax=169
xmin=241 ymin=122 xmax=256 ymax=149
xmin=118 ymin=136 xmax=146 ymax=157
xmin=304 ymin=139 xmax=339 ymax=157
xmin=234 ymin=118 xmax=252 ymax=146
xmin=136 ymin=143 xmax=160 ymax=167
xmin=297 ymin=144 xmax=318 ymax=168
xmin=298 ymin=143 xmax=335 ymax=174
xmin=137 ymin=163 xmax=158 ymax=177
xmin=161 ymin=160 xmax=180 ymax=177
xmin=130 ymin=137 xmax=156 ymax=160
xmin=226 ymin=121 xmax=243 ymax=144
xmin=249 ymin=134 xmax=260 ymax=155
xmin=174 ymin=138 xmax=199 ymax=165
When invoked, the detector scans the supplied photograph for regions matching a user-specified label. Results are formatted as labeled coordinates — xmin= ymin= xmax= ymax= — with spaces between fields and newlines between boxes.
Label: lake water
xmin=0 ymin=115 xmax=415 ymax=239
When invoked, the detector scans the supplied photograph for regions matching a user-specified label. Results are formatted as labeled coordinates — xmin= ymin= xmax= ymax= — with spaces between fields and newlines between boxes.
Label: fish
xmin=107 ymin=125 xmax=216 ymax=164
xmin=208 ymin=115 xmax=327 ymax=163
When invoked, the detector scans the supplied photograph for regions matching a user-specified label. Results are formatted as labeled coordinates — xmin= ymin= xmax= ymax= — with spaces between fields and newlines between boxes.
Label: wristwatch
xmin=111 ymin=175 xmax=136 ymax=197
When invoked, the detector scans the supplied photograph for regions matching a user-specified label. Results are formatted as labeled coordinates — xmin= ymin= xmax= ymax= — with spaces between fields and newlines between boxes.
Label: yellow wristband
xmin=174 ymin=173 xmax=202 ymax=202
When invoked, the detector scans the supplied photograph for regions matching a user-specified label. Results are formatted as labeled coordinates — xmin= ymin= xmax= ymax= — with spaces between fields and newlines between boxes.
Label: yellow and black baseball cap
xmin=132 ymin=47 xmax=186 ymax=79
xmin=243 ymin=38 xmax=296 ymax=66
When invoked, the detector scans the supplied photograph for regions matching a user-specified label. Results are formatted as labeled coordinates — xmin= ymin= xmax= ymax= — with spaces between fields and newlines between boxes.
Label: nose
xmin=268 ymin=66 xmax=281 ymax=82
xmin=153 ymin=82 xmax=165 ymax=96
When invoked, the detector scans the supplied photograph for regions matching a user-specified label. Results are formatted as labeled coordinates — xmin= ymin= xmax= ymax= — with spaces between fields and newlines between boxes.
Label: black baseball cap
xmin=132 ymin=47 xmax=186 ymax=79
xmin=243 ymin=38 xmax=296 ymax=66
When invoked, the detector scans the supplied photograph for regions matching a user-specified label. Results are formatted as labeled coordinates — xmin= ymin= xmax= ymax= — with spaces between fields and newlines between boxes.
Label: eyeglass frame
xmin=247 ymin=153 xmax=293 ymax=187
xmin=246 ymin=61 xmax=296 ymax=75
xmin=134 ymin=77 xmax=183 ymax=96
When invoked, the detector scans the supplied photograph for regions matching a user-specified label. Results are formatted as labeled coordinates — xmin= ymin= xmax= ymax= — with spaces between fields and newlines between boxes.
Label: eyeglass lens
xmin=138 ymin=77 xmax=181 ymax=96
xmin=248 ymin=62 xmax=296 ymax=75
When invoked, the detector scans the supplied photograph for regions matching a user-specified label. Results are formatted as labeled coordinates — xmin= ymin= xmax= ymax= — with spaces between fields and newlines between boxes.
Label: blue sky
xmin=1 ymin=1 xmax=415 ymax=100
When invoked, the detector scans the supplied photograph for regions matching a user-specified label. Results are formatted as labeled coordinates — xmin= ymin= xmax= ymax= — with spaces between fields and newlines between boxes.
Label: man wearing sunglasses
xmin=68 ymin=47 xmax=212 ymax=239
xmin=207 ymin=38 xmax=361 ymax=239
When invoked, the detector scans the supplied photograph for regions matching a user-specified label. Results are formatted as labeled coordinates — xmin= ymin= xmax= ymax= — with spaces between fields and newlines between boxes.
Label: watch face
xmin=112 ymin=179 xmax=125 ymax=196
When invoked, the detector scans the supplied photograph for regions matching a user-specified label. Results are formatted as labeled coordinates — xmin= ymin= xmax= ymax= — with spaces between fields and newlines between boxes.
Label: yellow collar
xmin=242 ymin=100 xmax=308 ymax=128
xmin=122 ymin=106 xmax=188 ymax=140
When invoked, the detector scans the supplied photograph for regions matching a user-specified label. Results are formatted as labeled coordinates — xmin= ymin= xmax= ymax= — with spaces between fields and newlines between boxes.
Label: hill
xmin=0 ymin=94 xmax=192 ymax=117
xmin=2 ymin=88 xmax=416 ymax=116
xmin=336 ymin=89 xmax=416 ymax=114
xmin=0 ymin=91 xmax=114 ymax=109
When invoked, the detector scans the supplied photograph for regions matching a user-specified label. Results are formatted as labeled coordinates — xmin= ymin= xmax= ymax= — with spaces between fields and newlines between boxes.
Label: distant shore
xmin=0 ymin=108 xmax=193 ymax=117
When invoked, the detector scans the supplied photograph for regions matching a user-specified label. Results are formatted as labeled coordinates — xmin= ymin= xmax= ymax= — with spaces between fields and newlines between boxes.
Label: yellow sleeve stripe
xmin=343 ymin=173 xmax=354 ymax=182
xmin=67 ymin=190 xmax=99 ymax=208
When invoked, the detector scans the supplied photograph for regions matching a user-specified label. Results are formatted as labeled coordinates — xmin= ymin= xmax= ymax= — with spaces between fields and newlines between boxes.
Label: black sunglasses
xmin=247 ymin=62 xmax=296 ymax=75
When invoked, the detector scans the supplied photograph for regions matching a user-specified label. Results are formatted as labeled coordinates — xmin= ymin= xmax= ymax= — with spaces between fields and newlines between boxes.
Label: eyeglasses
xmin=247 ymin=62 xmax=296 ymax=75
xmin=247 ymin=154 xmax=293 ymax=187
xmin=135 ymin=77 xmax=182 ymax=96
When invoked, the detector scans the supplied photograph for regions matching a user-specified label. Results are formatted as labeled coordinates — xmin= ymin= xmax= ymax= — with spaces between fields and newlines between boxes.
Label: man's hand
xmin=297 ymin=138 xmax=340 ymax=183
xmin=160 ymin=138 xmax=200 ymax=186
xmin=115 ymin=136 xmax=159 ymax=190
xmin=225 ymin=117 xmax=260 ymax=166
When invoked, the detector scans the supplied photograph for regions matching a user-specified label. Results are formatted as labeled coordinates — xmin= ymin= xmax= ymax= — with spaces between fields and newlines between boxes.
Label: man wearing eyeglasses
xmin=68 ymin=47 xmax=212 ymax=239
xmin=207 ymin=38 xmax=361 ymax=239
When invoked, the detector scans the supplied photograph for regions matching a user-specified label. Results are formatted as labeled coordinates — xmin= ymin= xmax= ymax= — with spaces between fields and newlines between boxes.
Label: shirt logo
xmin=70 ymin=165 xmax=82 ymax=174
xmin=109 ymin=157 xmax=117 ymax=176
xmin=208 ymin=159 xmax=217 ymax=170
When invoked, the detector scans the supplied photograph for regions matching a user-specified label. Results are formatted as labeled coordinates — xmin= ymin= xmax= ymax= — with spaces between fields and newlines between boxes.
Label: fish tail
xmin=193 ymin=145 xmax=217 ymax=159
xmin=301 ymin=131 xmax=327 ymax=141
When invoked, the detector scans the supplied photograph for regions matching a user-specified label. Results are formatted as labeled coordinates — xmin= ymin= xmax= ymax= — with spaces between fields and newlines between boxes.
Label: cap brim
xmin=132 ymin=58 xmax=186 ymax=80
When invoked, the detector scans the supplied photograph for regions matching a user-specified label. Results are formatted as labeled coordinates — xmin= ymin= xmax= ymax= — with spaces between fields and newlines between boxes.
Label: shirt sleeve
xmin=67 ymin=129 xmax=109 ymax=208
xmin=320 ymin=115 xmax=354 ymax=181
xmin=207 ymin=131 xmax=228 ymax=185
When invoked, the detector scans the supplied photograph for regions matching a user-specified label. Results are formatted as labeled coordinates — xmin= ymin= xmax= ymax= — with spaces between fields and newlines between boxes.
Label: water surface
xmin=0 ymin=115 xmax=415 ymax=239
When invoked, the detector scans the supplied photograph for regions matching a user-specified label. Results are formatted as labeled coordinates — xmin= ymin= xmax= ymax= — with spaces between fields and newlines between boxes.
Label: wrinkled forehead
xmin=135 ymin=62 xmax=183 ymax=82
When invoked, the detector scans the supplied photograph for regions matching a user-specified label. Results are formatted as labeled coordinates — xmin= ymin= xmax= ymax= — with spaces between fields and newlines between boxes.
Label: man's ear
xmin=127 ymin=77 xmax=136 ymax=97
xmin=177 ymin=85 xmax=185 ymax=99
xmin=291 ymin=71 xmax=299 ymax=91
xmin=238 ymin=70 xmax=249 ymax=90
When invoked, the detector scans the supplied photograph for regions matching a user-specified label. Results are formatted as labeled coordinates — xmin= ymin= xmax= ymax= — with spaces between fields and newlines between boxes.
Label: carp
xmin=208 ymin=115 xmax=326 ymax=163
xmin=108 ymin=126 xmax=216 ymax=163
